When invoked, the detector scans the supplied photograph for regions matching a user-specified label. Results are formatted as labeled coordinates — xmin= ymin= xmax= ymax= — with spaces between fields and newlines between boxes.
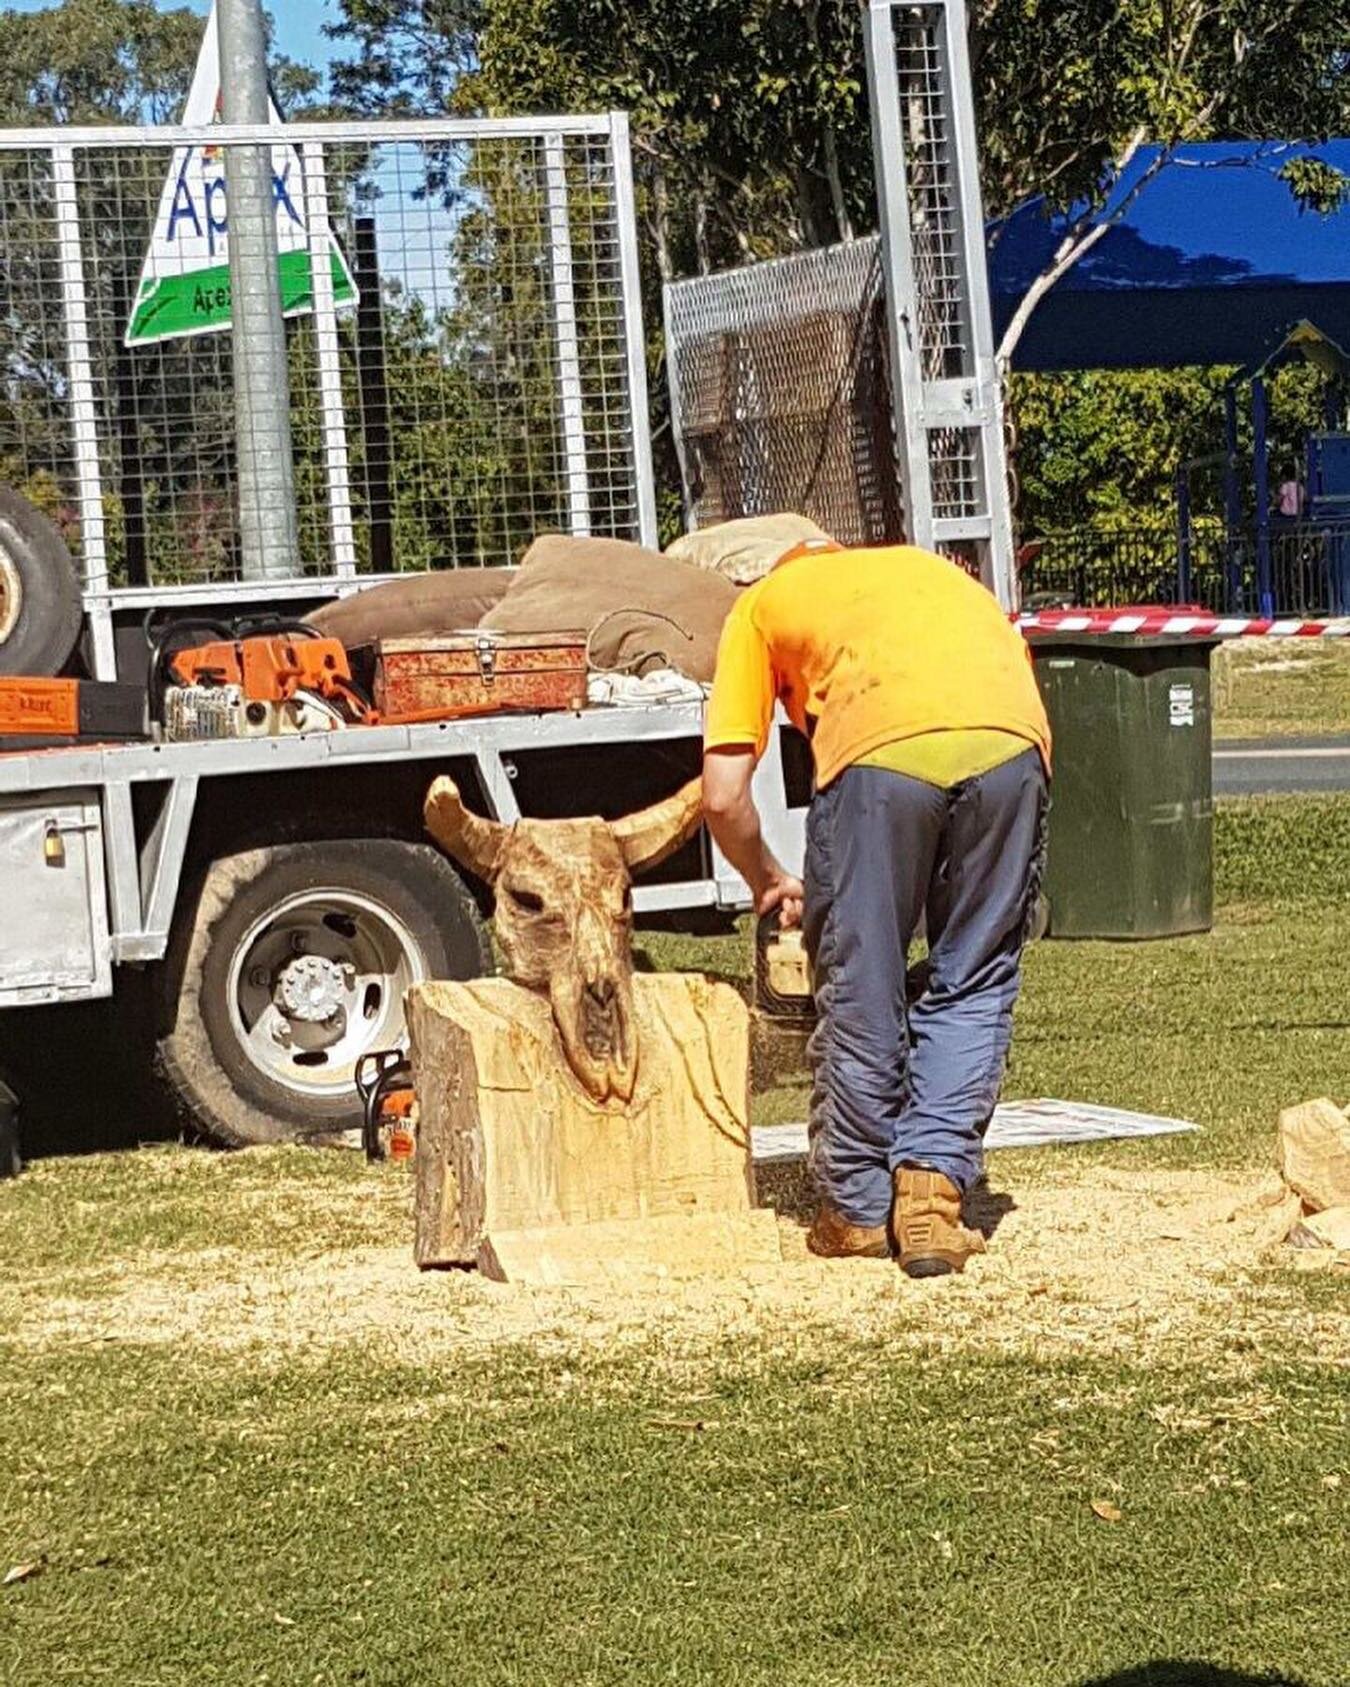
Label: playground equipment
xmin=1178 ymin=322 xmax=1350 ymax=614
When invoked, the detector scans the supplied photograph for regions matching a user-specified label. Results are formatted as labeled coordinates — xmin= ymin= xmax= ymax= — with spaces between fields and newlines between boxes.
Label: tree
xmin=977 ymin=0 xmax=1350 ymax=366
xmin=332 ymin=0 xmax=870 ymax=278
xmin=0 ymin=1 xmax=329 ymax=584
xmin=329 ymin=0 xmax=1350 ymax=547
xmin=327 ymin=0 xmax=481 ymax=119
xmin=0 ymin=0 xmax=319 ymax=126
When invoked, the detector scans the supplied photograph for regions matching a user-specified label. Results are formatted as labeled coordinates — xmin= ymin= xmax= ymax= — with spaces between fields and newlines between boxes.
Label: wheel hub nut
xmin=276 ymin=953 xmax=348 ymax=1023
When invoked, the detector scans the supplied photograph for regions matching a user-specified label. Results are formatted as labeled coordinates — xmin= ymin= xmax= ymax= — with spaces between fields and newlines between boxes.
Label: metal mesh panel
xmin=664 ymin=237 xmax=904 ymax=545
xmin=929 ymin=427 xmax=984 ymax=521
xmin=892 ymin=3 xmax=973 ymax=384
xmin=0 ymin=118 xmax=648 ymax=597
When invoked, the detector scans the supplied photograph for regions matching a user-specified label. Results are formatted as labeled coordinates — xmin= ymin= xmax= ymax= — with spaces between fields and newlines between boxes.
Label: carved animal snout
xmin=423 ymin=773 xmax=704 ymax=1104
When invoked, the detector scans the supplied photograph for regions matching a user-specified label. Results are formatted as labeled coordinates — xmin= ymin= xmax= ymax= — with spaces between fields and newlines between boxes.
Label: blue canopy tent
xmin=990 ymin=141 xmax=1350 ymax=372
xmin=990 ymin=143 xmax=1350 ymax=611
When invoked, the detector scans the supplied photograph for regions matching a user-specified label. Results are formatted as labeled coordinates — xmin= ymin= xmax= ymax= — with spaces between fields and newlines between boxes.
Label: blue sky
xmin=1 ymin=1 xmax=344 ymax=81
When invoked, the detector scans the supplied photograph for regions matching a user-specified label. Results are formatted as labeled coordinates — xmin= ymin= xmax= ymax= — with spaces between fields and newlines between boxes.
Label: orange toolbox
xmin=0 ymin=676 xmax=146 ymax=745
xmin=367 ymin=631 xmax=588 ymax=724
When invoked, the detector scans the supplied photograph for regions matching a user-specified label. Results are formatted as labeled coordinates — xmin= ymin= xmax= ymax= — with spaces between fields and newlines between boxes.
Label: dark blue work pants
xmin=802 ymin=750 xmax=1048 ymax=1226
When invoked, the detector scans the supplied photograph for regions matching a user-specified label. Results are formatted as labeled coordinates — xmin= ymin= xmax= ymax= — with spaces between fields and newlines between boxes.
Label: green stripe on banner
xmin=127 ymin=247 xmax=355 ymax=345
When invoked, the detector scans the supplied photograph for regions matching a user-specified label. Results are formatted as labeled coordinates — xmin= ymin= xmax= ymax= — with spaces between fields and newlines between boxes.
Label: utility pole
xmin=217 ymin=0 xmax=300 ymax=581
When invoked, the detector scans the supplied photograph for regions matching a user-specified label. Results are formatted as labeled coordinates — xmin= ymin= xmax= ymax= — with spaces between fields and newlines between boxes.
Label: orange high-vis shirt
xmin=704 ymin=544 xmax=1051 ymax=788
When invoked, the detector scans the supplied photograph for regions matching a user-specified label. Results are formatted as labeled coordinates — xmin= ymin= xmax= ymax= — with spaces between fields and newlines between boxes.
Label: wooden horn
xmin=611 ymin=778 xmax=704 ymax=874
xmin=424 ymin=776 xmax=510 ymax=883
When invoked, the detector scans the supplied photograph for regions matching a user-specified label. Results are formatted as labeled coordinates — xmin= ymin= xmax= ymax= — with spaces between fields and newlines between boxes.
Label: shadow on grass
xmin=1077 ymin=1665 xmax=1308 ymax=1686
xmin=966 ymin=1180 xmax=1016 ymax=1239
xmin=0 ymin=976 xmax=181 ymax=1160
xmin=755 ymin=1152 xmax=1018 ymax=1246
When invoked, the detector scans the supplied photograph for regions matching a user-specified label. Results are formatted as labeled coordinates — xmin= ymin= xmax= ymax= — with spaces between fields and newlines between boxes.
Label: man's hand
xmin=758 ymin=870 xmax=805 ymax=929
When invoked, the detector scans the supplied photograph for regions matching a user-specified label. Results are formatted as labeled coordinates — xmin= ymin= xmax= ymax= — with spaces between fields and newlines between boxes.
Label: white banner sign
xmin=125 ymin=0 xmax=356 ymax=346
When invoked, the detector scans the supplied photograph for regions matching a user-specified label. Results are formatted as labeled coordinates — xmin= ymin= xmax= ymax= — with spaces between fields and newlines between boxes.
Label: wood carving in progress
xmin=414 ymin=777 xmax=778 ymax=1282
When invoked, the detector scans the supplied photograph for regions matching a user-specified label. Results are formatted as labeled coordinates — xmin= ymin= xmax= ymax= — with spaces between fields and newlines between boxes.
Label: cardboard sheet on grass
xmin=751 ymin=1100 xmax=1199 ymax=1165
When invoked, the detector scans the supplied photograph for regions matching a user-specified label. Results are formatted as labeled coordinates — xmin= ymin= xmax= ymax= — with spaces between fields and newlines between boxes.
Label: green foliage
xmin=0 ymin=0 xmax=319 ymax=126
xmin=1011 ymin=361 xmax=1330 ymax=533
xmin=1010 ymin=369 xmax=1228 ymax=531
xmin=0 ymin=0 xmax=201 ymax=126
xmin=1278 ymin=154 xmax=1350 ymax=216
xmin=334 ymin=0 xmax=873 ymax=276
xmin=976 ymin=0 xmax=1350 ymax=221
xmin=330 ymin=0 xmax=1350 ymax=537
xmin=327 ymin=0 xmax=481 ymax=118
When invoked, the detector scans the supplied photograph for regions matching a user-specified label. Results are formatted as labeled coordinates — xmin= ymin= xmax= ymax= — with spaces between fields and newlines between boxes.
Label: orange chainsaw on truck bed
xmin=149 ymin=617 xmax=374 ymax=739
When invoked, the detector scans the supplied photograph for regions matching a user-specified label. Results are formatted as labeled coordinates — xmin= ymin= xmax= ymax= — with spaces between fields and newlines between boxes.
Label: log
xmin=1277 ymin=1099 xmax=1350 ymax=1212
xmin=407 ymin=973 xmax=776 ymax=1281
xmin=1287 ymin=1204 xmax=1350 ymax=1252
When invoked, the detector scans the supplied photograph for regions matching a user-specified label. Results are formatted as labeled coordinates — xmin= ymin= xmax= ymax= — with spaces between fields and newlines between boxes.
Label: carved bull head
xmin=424 ymin=776 xmax=703 ymax=1104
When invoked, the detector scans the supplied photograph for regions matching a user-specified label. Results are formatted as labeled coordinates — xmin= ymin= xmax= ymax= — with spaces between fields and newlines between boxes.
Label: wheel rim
xmin=0 ymin=537 xmax=22 ymax=646
xmin=225 ymin=887 xmax=427 ymax=1103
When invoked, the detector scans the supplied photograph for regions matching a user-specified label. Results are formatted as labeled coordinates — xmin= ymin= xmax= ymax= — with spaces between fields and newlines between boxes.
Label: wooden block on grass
xmin=484 ymin=1210 xmax=782 ymax=1287
xmin=1277 ymin=1098 xmax=1350 ymax=1212
xmin=407 ymin=974 xmax=769 ymax=1281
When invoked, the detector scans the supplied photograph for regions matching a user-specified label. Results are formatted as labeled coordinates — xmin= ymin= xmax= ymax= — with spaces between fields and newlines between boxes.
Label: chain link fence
xmin=0 ymin=115 xmax=653 ymax=601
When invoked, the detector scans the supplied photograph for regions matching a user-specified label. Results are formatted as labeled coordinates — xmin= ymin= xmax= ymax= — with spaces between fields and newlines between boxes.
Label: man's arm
xmin=701 ymin=745 xmax=804 ymax=928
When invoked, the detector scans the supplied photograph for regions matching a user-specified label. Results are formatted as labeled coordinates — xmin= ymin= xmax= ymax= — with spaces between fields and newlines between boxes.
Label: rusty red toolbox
xmin=368 ymin=630 xmax=589 ymax=724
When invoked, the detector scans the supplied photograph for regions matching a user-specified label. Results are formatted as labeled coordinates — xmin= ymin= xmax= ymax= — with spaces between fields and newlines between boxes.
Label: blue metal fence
xmin=1020 ymin=520 xmax=1350 ymax=615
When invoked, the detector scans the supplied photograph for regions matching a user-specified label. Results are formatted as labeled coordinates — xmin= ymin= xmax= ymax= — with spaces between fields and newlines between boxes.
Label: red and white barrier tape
xmin=1015 ymin=609 xmax=1350 ymax=639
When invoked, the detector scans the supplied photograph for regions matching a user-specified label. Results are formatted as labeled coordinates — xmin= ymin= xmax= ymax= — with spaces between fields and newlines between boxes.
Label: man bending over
xmin=701 ymin=538 xmax=1051 ymax=1278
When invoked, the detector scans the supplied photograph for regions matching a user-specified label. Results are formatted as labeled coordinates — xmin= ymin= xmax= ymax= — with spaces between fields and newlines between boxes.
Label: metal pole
xmin=936 ymin=0 xmax=1017 ymax=606
xmin=51 ymin=144 xmax=116 ymax=679
xmin=352 ymin=218 xmax=393 ymax=576
xmin=544 ymin=134 xmax=592 ymax=536
xmin=610 ymin=112 xmax=659 ymax=548
xmin=862 ymin=1 xmax=934 ymax=551
xmin=1222 ymin=386 xmax=1242 ymax=610
xmin=1174 ymin=469 xmax=1192 ymax=605
xmin=217 ymin=0 xmax=299 ymax=581
xmin=1253 ymin=375 xmax=1273 ymax=616
xmin=302 ymin=141 xmax=357 ymax=577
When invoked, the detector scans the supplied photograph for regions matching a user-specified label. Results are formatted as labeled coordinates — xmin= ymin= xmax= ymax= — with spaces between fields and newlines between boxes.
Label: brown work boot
xmin=807 ymin=1203 xmax=891 ymax=1260
xmin=893 ymin=1167 xmax=987 ymax=1279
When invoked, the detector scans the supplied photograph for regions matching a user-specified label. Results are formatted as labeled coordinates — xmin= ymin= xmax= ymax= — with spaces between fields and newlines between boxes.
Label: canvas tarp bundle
xmin=306 ymin=570 xmax=514 ymax=644
xmin=480 ymin=534 xmax=737 ymax=682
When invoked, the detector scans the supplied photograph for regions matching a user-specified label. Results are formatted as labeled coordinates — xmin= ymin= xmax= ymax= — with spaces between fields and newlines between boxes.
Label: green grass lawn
xmin=2 ymin=799 xmax=1348 ymax=1687
xmin=1213 ymin=641 xmax=1350 ymax=740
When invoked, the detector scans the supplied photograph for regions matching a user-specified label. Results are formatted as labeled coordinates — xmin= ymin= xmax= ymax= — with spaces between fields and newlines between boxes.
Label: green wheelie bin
xmin=1028 ymin=633 xmax=1219 ymax=939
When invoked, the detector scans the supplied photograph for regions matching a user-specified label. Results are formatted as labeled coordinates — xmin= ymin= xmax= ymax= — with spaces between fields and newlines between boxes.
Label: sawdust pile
xmin=8 ymin=1156 xmax=1345 ymax=1375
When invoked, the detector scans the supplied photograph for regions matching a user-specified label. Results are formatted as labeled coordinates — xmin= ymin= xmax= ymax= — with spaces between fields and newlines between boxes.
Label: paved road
xmin=1214 ymin=737 xmax=1350 ymax=795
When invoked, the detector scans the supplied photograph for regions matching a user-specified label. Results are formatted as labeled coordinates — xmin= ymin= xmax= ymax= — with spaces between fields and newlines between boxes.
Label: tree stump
xmin=407 ymin=974 xmax=778 ymax=1282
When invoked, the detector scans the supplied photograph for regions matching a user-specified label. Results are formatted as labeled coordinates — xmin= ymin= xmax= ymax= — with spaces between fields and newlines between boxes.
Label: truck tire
xmin=159 ymin=838 xmax=492 ymax=1148
xmin=0 ymin=485 xmax=82 ymax=676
